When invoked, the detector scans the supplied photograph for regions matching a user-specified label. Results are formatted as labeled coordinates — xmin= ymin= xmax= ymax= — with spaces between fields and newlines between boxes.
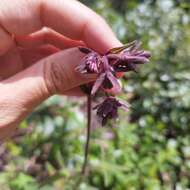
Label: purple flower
xmin=108 ymin=41 xmax=151 ymax=72
xmin=91 ymin=56 xmax=121 ymax=95
xmin=94 ymin=97 xmax=130 ymax=126
xmin=76 ymin=47 xmax=102 ymax=74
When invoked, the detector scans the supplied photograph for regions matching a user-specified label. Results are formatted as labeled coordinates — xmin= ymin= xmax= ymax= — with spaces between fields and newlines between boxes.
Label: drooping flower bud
xmin=108 ymin=42 xmax=151 ymax=73
xmin=94 ymin=97 xmax=130 ymax=126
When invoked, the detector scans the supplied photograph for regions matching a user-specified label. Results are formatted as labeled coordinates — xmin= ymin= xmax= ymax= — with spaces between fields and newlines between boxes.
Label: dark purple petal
xmin=114 ymin=62 xmax=138 ymax=72
xmin=102 ymin=56 xmax=110 ymax=71
xmin=97 ymin=102 xmax=113 ymax=117
xmin=113 ymin=65 xmax=128 ymax=72
xmin=122 ymin=55 xmax=149 ymax=64
xmin=140 ymin=51 xmax=151 ymax=58
xmin=102 ymin=75 xmax=113 ymax=89
xmin=125 ymin=63 xmax=138 ymax=72
xmin=106 ymin=71 xmax=121 ymax=92
xmin=91 ymin=73 xmax=106 ymax=95
xmin=78 ymin=47 xmax=92 ymax=54
xmin=109 ymin=108 xmax=118 ymax=119
xmin=107 ymin=54 xmax=121 ymax=60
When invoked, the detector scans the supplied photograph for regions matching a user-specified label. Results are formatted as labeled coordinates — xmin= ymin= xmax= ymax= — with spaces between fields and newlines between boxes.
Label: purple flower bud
xmin=76 ymin=50 xmax=102 ymax=74
xmin=94 ymin=97 xmax=130 ymax=126
xmin=122 ymin=43 xmax=151 ymax=62
xmin=110 ymin=43 xmax=151 ymax=73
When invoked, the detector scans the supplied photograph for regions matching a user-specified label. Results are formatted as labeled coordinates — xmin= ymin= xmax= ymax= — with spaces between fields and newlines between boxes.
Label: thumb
xmin=45 ymin=48 xmax=96 ymax=94
xmin=0 ymin=48 xmax=94 ymax=136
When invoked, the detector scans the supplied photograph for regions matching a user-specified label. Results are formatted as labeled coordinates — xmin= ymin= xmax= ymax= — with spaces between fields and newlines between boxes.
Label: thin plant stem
xmin=81 ymin=95 xmax=92 ymax=175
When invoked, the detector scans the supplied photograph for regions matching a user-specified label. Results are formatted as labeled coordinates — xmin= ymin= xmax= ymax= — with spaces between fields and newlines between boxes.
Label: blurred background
xmin=0 ymin=0 xmax=190 ymax=189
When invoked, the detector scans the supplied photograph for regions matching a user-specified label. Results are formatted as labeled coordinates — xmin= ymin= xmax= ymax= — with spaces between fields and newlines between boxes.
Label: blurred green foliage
xmin=0 ymin=0 xmax=190 ymax=189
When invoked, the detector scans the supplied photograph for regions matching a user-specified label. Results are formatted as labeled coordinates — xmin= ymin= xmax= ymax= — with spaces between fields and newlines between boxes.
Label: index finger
xmin=0 ymin=0 xmax=121 ymax=54
xmin=42 ymin=0 xmax=122 ymax=53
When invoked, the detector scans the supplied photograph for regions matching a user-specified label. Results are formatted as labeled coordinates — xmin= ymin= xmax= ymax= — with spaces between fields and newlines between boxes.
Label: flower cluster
xmin=76 ymin=41 xmax=151 ymax=125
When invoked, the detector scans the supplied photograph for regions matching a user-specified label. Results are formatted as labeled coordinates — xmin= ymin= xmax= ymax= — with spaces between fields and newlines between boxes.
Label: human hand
xmin=0 ymin=0 xmax=121 ymax=140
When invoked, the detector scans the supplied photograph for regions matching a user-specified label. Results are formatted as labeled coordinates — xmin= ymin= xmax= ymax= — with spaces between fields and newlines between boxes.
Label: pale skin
xmin=0 ymin=0 xmax=121 ymax=141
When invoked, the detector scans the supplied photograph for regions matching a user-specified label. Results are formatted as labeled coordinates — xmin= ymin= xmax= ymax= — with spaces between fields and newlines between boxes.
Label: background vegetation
xmin=0 ymin=0 xmax=190 ymax=189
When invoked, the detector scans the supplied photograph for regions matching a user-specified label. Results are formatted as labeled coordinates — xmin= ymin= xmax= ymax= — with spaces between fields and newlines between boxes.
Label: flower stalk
xmin=81 ymin=95 xmax=92 ymax=175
